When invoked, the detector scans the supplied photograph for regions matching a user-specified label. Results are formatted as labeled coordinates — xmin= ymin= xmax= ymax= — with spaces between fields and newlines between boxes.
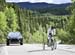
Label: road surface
xmin=0 ymin=44 xmax=75 ymax=55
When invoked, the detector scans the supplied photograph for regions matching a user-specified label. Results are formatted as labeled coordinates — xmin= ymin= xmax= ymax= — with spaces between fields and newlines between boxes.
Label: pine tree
xmin=5 ymin=7 xmax=18 ymax=32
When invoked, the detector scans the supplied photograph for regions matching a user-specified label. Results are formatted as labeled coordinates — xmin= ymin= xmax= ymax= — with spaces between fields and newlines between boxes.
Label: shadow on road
xmin=28 ymin=49 xmax=50 ymax=52
xmin=7 ymin=44 xmax=21 ymax=46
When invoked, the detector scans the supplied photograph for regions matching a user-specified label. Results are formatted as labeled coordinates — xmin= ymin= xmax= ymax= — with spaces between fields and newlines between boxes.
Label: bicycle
xmin=47 ymin=34 xmax=57 ymax=50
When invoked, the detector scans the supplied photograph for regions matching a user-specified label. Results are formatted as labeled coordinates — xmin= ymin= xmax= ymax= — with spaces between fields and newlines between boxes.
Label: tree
xmin=67 ymin=1 xmax=75 ymax=44
xmin=0 ymin=11 xmax=7 ymax=43
xmin=0 ymin=12 xmax=7 ymax=31
xmin=5 ymin=7 xmax=18 ymax=32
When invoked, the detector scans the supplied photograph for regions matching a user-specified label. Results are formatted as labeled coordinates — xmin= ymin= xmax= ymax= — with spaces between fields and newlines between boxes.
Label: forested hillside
xmin=0 ymin=0 xmax=75 ymax=44
xmin=16 ymin=2 xmax=71 ymax=15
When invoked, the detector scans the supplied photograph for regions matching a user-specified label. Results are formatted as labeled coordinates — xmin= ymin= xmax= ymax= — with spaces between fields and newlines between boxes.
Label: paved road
xmin=0 ymin=44 xmax=75 ymax=55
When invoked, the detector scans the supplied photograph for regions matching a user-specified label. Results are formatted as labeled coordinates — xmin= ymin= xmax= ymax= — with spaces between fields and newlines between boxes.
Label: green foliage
xmin=0 ymin=0 xmax=74 ymax=44
xmin=0 ymin=12 xmax=7 ymax=31
xmin=35 ymin=7 xmax=70 ymax=15
xmin=0 ymin=11 xmax=7 ymax=43
xmin=67 ymin=5 xmax=75 ymax=44
xmin=5 ymin=7 xmax=18 ymax=32
xmin=32 ymin=31 xmax=43 ymax=43
xmin=72 ymin=0 xmax=75 ymax=2
xmin=57 ymin=29 xmax=70 ymax=44
xmin=32 ymin=25 xmax=47 ymax=43
xmin=0 ymin=4 xmax=18 ymax=43
xmin=23 ymin=31 xmax=32 ymax=43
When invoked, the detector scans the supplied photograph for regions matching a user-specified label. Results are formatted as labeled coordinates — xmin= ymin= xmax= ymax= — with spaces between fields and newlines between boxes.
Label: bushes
xmin=23 ymin=32 xmax=32 ymax=43
xmin=57 ymin=29 xmax=70 ymax=44
xmin=31 ymin=25 xmax=47 ymax=43
xmin=32 ymin=31 xmax=47 ymax=43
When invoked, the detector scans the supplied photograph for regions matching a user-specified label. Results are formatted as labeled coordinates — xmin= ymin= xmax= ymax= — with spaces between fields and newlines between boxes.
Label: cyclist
xmin=47 ymin=26 xmax=56 ymax=50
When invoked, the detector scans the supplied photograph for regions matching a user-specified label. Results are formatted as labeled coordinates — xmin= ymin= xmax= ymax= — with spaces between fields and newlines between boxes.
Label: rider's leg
xmin=52 ymin=37 xmax=57 ymax=50
xmin=47 ymin=39 xmax=49 ymax=45
xmin=51 ymin=37 xmax=55 ymax=50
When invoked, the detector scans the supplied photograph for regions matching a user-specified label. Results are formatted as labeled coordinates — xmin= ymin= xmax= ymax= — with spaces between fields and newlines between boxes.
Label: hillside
xmin=15 ymin=2 xmax=71 ymax=15
xmin=15 ymin=2 xmax=71 ymax=9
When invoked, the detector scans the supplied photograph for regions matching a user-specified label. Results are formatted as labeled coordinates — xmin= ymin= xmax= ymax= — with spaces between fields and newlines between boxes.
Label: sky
xmin=6 ymin=0 xmax=72 ymax=4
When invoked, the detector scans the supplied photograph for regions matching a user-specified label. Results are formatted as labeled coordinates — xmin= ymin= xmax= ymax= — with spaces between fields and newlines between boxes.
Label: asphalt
xmin=0 ymin=44 xmax=75 ymax=55
xmin=58 ymin=44 xmax=75 ymax=52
